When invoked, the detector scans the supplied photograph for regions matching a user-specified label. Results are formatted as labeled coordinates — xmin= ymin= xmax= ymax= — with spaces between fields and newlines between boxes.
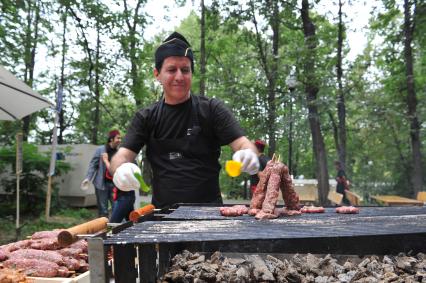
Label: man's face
xmin=154 ymin=56 xmax=192 ymax=105
xmin=111 ymin=135 xmax=121 ymax=148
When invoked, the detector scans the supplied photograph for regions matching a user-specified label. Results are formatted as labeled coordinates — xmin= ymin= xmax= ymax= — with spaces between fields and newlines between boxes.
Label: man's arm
xmin=229 ymin=136 xmax=258 ymax=153
xmin=85 ymin=147 xmax=102 ymax=180
xmin=110 ymin=147 xmax=138 ymax=175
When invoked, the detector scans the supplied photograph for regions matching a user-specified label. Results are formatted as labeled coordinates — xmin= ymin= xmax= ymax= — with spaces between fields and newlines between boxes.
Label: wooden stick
xmin=58 ymin=217 xmax=108 ymax=247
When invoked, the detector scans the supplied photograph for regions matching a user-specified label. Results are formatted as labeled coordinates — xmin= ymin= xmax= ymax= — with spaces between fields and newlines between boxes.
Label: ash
xmin=159 ymin=250 xmax=426 ymax=282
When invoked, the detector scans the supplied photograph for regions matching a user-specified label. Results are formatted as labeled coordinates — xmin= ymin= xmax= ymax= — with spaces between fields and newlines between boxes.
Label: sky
xmin=143 ymin=0 xmax=378 ymax=62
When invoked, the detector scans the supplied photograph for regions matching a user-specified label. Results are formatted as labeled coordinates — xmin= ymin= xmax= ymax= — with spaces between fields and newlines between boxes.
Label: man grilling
xmin=110 ymin=31 xmax=259 ymax=209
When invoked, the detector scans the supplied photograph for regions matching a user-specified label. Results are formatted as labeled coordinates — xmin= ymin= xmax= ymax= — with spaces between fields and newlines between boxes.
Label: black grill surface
xmin=105 ymin=206 xmax=426 ymax=245
xmin=107 ymin=205 xmax=426 ymax=283
xmin=163 ymin=205 xmax=426 ymax=221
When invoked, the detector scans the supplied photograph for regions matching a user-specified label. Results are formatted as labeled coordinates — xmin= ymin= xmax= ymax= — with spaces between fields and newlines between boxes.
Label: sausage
xmin=9 ymin=249 xmax=64 ymax=265
xmin=250 ymin=161 xmax=274 ymax=210
xmin=30 ymin=238 xmax=61 ymax=250
xmin=260 ymin=163 xmax=285 ymax=214
xmin=219 ymin=205 xmax=248 ymax=217
xmin=129 ymin=204 xmax=155 ymax=222
xmin=336 ymin=206 xmax=359 ymax=214
xmin=31 ymin=230 xmax=63 ymax=240
xmin=280 ymin=165 xmax=300 ymax=211
xmin=301 ymin=206 xmax=325 ymax=213
xmin=3 ymin=258 xmax=60 ymax=277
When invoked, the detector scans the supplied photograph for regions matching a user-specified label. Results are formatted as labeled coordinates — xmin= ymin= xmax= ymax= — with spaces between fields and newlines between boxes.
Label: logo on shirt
xmin=169 ymin=152 xmax=183 ymax=160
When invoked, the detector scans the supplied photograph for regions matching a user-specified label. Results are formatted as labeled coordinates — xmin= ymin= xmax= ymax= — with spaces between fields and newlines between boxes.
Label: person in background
xmin=81 ymin=130 xmax=121 ymax=217
xmin=249 ymin=140 xmax=271 ymax=197
xmin=109 ymin=31 xmax=259 ymax=209
xmin=335 ymin=160 xmax=351 ymax=205
xmin=102 ymin=149 xmax=136 ymax=223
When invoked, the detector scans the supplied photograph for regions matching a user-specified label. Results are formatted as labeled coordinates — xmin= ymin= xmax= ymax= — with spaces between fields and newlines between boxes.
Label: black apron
xmin=146 ymin=95 xmax=223 ymax=208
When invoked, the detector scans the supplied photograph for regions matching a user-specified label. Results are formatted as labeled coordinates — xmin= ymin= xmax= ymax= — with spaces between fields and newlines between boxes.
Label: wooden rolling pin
xmin=58 ymin=217 xmax=108 ymax=247
xmin=129 ymin=204 xmax=155 ymax=222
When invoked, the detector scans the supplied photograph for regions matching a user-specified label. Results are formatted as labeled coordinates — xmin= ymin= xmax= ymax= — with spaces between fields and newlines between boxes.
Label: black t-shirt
xmin=121 ymin=95 xmax=245 ymax=154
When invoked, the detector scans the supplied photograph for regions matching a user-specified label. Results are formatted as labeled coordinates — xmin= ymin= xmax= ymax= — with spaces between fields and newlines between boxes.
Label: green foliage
xmin=0 ymin=143 xmax=71 ymax=216
xmin=0 ymin=0 xmax=424 ymax=202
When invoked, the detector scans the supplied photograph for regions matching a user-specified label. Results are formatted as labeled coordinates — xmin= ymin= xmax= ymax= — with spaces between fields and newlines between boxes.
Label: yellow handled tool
xmin=225 ymin=160 xmax=242 ymax=177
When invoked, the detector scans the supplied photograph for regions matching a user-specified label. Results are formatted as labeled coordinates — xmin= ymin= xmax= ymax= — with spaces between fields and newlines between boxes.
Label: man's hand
xmin=232 ymin=149 xmax=259 ymax=175
xmin=81 ymin=179 xmax=90 ymax=191
xmin=113 ymin=163 xmax=141 ymax=191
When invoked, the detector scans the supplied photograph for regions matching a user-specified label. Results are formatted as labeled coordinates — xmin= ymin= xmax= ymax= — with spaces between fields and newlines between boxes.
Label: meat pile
xmin=249 ymin=158 xmax=301 ymax=219
xmin=220 ymin=158 xmax=300 ymax=220
xmin=0 ymin=230 xmax=89 ymax=278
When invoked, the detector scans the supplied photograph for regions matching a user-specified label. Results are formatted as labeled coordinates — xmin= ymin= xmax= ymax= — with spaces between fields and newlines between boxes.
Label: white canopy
xmin=0 ymin=66 xmax=53 ymax=121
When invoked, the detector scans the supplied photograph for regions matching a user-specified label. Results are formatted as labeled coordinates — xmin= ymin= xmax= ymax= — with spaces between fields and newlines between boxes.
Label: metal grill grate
xmin=163 ymin=205 xmax=426 ymax=221
xmin=98 ymin=206 xmax=426 ymax=283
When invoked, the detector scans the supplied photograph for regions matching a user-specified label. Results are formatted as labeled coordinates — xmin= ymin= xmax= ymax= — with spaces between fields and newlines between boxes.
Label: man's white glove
xmin=113 ymin=163 xmax=141 ymax=192
xmin=232 ymin=149 xmax=259 ymax=175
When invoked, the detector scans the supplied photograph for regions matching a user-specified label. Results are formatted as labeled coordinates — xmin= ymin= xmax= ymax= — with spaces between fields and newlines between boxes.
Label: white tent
xmin=0 ymin=65 xmax=53 ymax=230
xmin=0 ymin=66 xmax=53 ymax=120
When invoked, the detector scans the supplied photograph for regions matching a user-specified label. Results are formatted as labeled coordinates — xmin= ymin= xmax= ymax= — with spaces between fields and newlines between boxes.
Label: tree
xmin=301 ymin=0 xmax=330 ymax=204
xmin=403 ymin=0 xmax=423 ymax=195
xmin=336 ymin=0 xmax=348 ymax=169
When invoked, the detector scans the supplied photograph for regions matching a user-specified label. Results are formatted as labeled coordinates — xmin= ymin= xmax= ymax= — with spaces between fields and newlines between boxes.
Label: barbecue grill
xmin=88 ymin=205 xmax=426 ymax=283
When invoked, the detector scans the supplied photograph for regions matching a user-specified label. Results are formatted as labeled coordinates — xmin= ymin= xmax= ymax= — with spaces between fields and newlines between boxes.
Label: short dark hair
xmin=155 ymin=32 xmax=194 ymax=72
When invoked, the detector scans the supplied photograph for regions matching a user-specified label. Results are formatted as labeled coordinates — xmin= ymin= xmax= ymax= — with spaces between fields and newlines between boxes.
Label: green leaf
xmin=134 ymin=172 xmax=150 ymax=193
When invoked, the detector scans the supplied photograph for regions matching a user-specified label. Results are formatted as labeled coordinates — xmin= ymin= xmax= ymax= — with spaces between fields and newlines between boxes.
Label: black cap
xmin=155 ymin=32 xmax=194 ymax=72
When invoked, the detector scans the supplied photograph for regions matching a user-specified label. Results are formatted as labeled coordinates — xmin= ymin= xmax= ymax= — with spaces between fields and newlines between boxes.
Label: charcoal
xmin=163 ymin=269 xmax=186 ymax=282
xmin=337 ymin=270 xmax=357 ymax=282
xmin=366 ymin=258 xmax=382 ymax=274
xmin=343 ymin=260 xmax=355 ymax=271
xmin=285 ymin=267 xmax=303 ymax=283
xmin=160 ymin=251 xmax=426 ymax=282
xmin=187 ymin=255 xmax=205 ymax=266
xmin=396 ymin=256 xmax=417 ymax=273
xmin=314 ymin=275 xmax=329 ymax=283
xmin=245 ymin=255 xmax=275 ymax=281
xmin=383 ymin=271 xmax=399 ymax=282
xmin=357 ymin=257 xmax=371 ymax=268
xmin=209 ymin=251 xmax=223 ymax=264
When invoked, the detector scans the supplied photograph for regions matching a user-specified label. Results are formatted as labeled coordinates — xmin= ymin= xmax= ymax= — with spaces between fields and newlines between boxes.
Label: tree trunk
xmin=22 ymin=0 xmax=40 ymax=141
xmin=92 ymin=21 xmax=101 ymax=144
xmin=301 ymin=0 xmax=329 ymax=205
xmin=59 ymin=6 xmax=67 ymax=144
xmin=403 ymin=0 xmax=423 ymax=195
xmin=336 ymin=0 xmax=347 ymax=170
xmin=199 ymin=0 xmax=206 ymax=96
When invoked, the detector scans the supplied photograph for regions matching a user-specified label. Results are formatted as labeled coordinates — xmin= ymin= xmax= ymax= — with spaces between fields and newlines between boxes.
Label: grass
xmin=0 ymin=207 xmax=97 ymax=245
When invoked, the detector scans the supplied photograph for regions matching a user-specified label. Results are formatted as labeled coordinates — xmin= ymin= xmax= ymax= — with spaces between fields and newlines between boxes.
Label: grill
xmin=88 ymin=205 xmax=426 ymax=283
